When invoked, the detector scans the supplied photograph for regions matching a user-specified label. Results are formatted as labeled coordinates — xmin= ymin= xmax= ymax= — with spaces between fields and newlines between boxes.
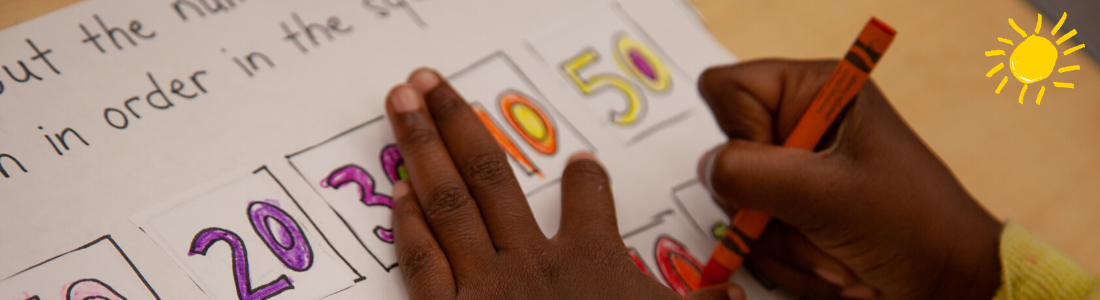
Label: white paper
xmin=0 ymin=0 xmax=776 ymax=297
xmin=130 ymin=169 xmax=358 ymax=300
xmin=0 ymin=236 xmax=162 ymax=300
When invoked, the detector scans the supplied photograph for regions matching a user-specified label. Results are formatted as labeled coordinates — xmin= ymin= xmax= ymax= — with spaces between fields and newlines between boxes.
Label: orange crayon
xmin=698 ymin=17 xmax=896 ymax=287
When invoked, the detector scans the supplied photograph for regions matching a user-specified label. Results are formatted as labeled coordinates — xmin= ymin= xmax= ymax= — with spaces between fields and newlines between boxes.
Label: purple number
xmin=380 ymin=145 xmax=407 ymax=184
xmin=321 ymin=165 xmax=394 ymax=243
xmin=628 ymin=50 xmax=657 ymax=81
xmin=189 ymin=228 xmax=293 ymax=300
xmin=249 ymin=201 xmax=313 ymax=271
xmin=67 ymin=279 xmax=126 ymax=300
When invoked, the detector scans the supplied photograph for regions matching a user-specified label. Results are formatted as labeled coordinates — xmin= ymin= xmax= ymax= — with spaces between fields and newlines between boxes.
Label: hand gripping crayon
xmin=698 ymin=17 xmax=896 ymax=287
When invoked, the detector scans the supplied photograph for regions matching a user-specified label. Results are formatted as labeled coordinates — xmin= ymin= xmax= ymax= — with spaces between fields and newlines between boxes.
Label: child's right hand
xmin=696 ymin=59 xmax=1004 ymax=299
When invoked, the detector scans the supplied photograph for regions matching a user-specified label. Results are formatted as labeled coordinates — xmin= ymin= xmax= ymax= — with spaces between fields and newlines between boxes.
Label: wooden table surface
xmin=3 ymin=0 xmax=1098 ymax=274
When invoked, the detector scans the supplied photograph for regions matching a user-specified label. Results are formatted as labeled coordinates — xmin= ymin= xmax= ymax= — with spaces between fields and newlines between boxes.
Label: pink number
xmin=380 ymin=145 xmax=407 ymax=184
xmin=249 ymin=201 xmax=314 ymax=271
xmin=66 ymin=279 xmax=126 ymax=300
xmin=189 ymin=228 xmax=293 ymax=300
xmin=654 ymin=236 xmax=704 ymax=296
xmin=322 ymin=165 xmax=394 ymax=243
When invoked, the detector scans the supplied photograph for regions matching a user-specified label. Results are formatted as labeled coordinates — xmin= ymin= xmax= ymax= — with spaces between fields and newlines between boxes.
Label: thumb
xmin=699 ymin=139 xmax=851 ymax=229
xmin=682 ymin=283 xmax=745 ymax=300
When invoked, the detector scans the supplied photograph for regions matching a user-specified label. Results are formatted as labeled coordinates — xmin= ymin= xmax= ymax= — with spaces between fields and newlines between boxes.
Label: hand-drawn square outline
xmin=670 ymin=179 xmax=720 ymax=239
xmin=285 ymin=116 xmax=400 ymax=273
xmin=448 ymin=51 xmax=597 ymax=157
xmin=3 ymin=235 xmax=162 ymax=300
xmin=522 ymin=1 xmax=695 ymax=146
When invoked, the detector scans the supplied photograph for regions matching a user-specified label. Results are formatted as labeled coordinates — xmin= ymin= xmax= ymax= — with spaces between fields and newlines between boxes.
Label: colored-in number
xmin=654 ymin=236 xmax=703 ymax=296
xmin=322 ymin=165 xmax=395 ymax=243
xmin=561 ymin=33 xmax=674 ymax=125
xmin=472 ymin=103 xmax=542 ymax=177
xmin=380 ymin=145 xmax=408 ymax=184
xmin=500 ymin=91 xmax=557 ymax=155
xmin=627 ymin=247 xmax=653 ymax=278
xmin=615 ymin=35 xmax=670 ymax=92
xmin=249 ymin=201 xmax=314 ymax=271
xmin=67 ymin=279 xmax=126 ymax=300
xmin=189 ymin=228 xmax=293 ymax=300
xmin=562 ymin=50 xmax=645 ymax=125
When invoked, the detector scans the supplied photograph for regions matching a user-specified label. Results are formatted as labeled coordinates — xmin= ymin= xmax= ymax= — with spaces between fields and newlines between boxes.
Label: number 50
xmin=561 ymin=34 xmax=671 ymax=125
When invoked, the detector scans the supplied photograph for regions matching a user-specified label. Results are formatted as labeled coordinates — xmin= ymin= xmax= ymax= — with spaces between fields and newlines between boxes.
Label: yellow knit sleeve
xmin=993 ymin=222 xmax=1100 ymax=300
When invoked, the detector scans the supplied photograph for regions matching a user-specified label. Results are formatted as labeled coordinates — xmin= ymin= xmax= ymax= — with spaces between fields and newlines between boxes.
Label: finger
xmin=407 ymin=69 xmax=544 ymax=250
xmin=697 ymin=59 xmax=838 ymax=143
xmin=744 ymin=253 xmax=843 ymax=299
xmin=698 ymin=139 xmax=853 ymax=229
xmin=385 ymin=83 xmax=494 ymax=270
xmin=683 ymin=283 xmax=745 ymax=300
xmin=752 ymin=222 xmax=859 ymax=288
xmin=557 ymin=152 xmax=618 ymax=241
xmin=391 ymin=181 xmax=455 ymax=299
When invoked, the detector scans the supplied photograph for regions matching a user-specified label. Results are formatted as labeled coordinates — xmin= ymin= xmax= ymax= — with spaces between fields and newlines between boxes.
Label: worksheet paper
xmin=0 ymin=0 xmax=789 ymax=298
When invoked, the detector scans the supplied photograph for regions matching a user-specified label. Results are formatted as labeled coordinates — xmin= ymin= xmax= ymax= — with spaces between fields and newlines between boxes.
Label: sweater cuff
xmin=993 ymin=222 xmax=1099 ymax=300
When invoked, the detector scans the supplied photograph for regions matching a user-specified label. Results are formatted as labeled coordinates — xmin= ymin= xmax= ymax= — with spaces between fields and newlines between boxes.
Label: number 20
xmin=189 ymin=201 xmax=313 ymax=300
xmin=562 ymin=34 xmax=671 ymax=125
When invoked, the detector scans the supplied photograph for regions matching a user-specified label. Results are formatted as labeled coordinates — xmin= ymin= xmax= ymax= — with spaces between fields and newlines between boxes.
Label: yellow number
xmin=562 ymin=50 xmax=646 ymax=125
xmin=615 ymin=35 xmax=671 ymax=92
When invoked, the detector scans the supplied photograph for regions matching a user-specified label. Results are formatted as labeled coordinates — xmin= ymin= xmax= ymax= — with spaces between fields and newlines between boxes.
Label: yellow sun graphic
xmin=986 ymin=12 xmax=1085 ymax=105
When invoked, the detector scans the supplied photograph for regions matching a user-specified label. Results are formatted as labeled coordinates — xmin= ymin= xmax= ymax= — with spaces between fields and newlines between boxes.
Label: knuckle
xmin=425 ymin=87 xmax=466 ymax=120
xmin=398 ymin=244 xmax=441 ymax=282
xmin=392 ymin=195 xmax=420 ymax=219
xmin=401 ymin=127 xmax=438 ymax=148
xmin=464 ymin=151 xmax=512 ymax=185
xmin=423 ymin=185 xmax=472 ymax=221
xmin=563 ymin=160 xmax=609 ymax=185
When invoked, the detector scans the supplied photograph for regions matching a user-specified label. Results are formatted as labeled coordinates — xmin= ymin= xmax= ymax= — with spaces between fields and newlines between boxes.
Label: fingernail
xmin=727 ymin=286 xmax=745 ymax=300
xmin=392 ymin=180 xmax=410 ymax=200
xmin=698 ymin=144 xmax=722 ymax=192
xmin=840 ymin=285 xmax=877 ymax=299
xmin=390 ymin=85 xmax=421 ymax=113
xmin=814 ymin=267 xmax=847 ymax=286
xmin=569 ymin=151 xmax=596 ymax=163
xmin=408 ymin=68 xmax=441 ymax=94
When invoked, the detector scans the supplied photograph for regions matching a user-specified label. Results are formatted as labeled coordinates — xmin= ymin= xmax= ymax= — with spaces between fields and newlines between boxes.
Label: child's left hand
xmin=384 ymin=69 xmax=741 ymax=300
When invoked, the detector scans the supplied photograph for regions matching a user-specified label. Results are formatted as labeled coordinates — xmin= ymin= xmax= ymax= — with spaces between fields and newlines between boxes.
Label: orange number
xmin=499 ymin=91 xmax=557 ymax=155
xmin=471 ymin=104 xmax=542 ymax=178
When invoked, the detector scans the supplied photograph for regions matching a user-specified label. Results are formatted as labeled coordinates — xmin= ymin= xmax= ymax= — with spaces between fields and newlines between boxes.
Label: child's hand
xmin=697 ymin=59 xmax=1004 ymax=299
xmin=384 ymin=69 xmax=743 ymax=300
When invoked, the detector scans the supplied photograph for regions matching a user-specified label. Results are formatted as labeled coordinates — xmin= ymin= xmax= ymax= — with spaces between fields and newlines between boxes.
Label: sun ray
xmin=1054 ymin=82 xmax=1075 ymax=88
xmin=1009 ymin=19 xmax=1027 ymax=38
xmin=1019 ymin=84 xmax=1028 ymax=104
xmin=1059 ymin=65 xmax=1080 ymax=73
xmin=996 ymin=76 xmax=1009 ymax=94
xmin=1063 ymin=44 xmax=1085 ymax=55
xmin=985 ymin=50 xmax=1006 ymax=56
xmin=987 ymin=63 xmax=1004 ymax=77
xmin=1057 ymin=29 xmax=1077 ymax=45
xmin=998 ymin=38 xmax=1015 ymax=45
xmin=1036 ymin=86 xmax=1046 ymax=105
xmin=1035 ymin=13 xmax=1042 ymax=34
xmin=1051 ymin=12 xmax=1067 ymax=35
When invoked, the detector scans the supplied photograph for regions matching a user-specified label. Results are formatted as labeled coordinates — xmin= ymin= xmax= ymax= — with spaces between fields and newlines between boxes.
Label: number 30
xmin=561 ymin=34 xmax=671 ymax=125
